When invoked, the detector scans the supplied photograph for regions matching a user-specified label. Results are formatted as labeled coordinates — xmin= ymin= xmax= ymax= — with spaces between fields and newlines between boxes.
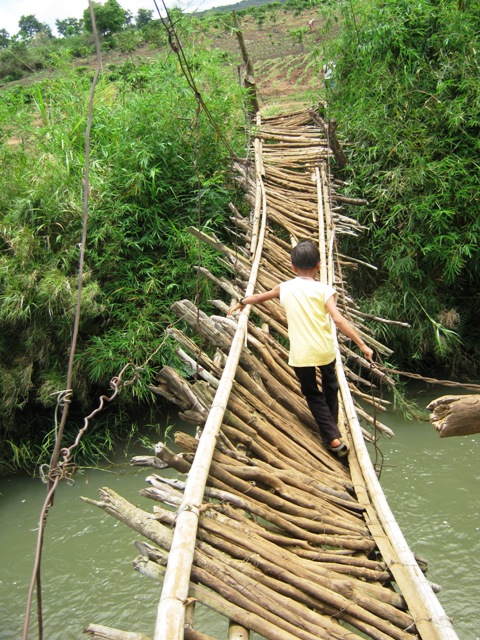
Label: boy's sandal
xmin=327 ymin=441 xmax=349 ymax=458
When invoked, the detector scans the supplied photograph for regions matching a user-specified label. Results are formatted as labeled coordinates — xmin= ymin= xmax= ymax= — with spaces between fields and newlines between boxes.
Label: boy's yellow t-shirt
xmin=279 ymin=277 xmax=337 ymax=367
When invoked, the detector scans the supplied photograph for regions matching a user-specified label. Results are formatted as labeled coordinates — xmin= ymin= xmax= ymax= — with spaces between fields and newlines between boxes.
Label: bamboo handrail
xmin=153 ymin=119 xmax=267 ymax=640
xmin=319 ymin=146 xmax=459 ymax=640
xmin=338 ymin=362 xmax=459 ymax=639
xmin=327 ymin=228 xmax=457 ymax=637
xmin=315 ymin=166 xmax=327 ymax=284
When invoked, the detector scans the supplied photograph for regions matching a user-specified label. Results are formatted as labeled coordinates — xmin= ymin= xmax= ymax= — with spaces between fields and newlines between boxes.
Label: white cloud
xmin=0 ymin=0 xmax=235 ymax=37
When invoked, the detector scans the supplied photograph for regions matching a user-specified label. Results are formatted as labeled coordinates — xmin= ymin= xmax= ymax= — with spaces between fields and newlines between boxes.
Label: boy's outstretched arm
xmin=227 ymin=286 xmax=280 ymax=315
xmin=326 ymin=296 xmax=374 ymax=362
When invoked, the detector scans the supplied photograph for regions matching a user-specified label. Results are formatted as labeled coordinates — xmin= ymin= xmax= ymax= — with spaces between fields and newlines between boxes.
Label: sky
xmin=0 ymin=0 xmax=239 ymax=36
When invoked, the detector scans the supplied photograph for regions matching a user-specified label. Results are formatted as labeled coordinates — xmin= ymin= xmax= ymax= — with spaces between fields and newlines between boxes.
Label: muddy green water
xmin=1 ymin=388 xmax=479 ymax=640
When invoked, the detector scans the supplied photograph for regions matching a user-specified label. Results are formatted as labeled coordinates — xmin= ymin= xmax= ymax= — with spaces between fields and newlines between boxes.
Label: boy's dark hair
xmin=291 ymin=240 xmax=320 ymax=269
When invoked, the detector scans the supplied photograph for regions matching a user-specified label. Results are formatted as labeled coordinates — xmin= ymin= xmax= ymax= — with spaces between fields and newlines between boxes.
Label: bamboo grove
xmin=0 ymin=45 xmax=247 ymax=474
xmin=320 ymin=0 xmax=480 ymax=373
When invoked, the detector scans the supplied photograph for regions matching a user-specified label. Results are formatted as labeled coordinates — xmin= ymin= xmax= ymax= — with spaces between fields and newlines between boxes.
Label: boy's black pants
xmin=294 ymin=361 xmax=341 ymax=445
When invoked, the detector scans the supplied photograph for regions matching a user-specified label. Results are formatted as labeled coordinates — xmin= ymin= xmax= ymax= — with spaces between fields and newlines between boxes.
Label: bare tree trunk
xmin=233 ymin=11 xmax=259 ymax=118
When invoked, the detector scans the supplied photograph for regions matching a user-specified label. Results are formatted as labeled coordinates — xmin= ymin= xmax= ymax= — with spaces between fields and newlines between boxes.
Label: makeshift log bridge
xmin=84 ymin=109 xmax=458 ymax=640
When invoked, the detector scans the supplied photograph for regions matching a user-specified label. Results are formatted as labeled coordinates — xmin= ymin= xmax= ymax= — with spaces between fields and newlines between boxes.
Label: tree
xmin=55 ymin=17 xmax=83 ymax=37
xmin=18 ymin=14 xmax=52 ymax=39
xmin=0 ymin=29 xmax=10 ymax=48
xmin=136 ymin=8 xmax=154 ymax=29
xmin=83 ymin=0 xmax=127 ymax=36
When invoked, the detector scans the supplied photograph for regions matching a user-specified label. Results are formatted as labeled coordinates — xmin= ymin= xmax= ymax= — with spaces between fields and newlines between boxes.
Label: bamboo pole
xmin=319 ymin=194 xmax=459 ymax=639
xmin=84 ymin=624 xmax=150 ymax=640
xmin=313 ymin=158 xmax=458 ymax=637
xmin=316 ymin=165 xmax=327 ymax=283
xmin=153 ymin=116 xmax=269 ymax=640
xmin=250 ymin=114 xmax=264 ymax=256
xmin=228 ymin=623 xmax=249 ymax=640
xmin=339 ymin=364 xmax=458 ymax=638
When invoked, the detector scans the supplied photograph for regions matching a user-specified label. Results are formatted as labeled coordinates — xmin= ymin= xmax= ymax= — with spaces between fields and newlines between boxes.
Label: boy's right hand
xmin=227 ymin=302 xmax=244 ymax=316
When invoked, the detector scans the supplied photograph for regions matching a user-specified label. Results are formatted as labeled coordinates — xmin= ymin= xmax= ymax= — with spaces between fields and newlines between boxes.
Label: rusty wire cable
xmin=373 ymin=363 xmax=480 ymax=392
xmin=153 ymin=0 xmax=238 ymax=160
xmin=21 ymin=6 xmax=103 ymax=639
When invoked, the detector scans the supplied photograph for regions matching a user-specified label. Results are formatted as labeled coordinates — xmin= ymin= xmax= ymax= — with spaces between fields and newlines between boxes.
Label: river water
xmin=1 ymin=386 xmax=479 ymax=640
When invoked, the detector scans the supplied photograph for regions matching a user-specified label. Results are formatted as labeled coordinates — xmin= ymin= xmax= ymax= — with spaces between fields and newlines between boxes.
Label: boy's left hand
xmin=361 ymin=344 xmax=374 ymax=362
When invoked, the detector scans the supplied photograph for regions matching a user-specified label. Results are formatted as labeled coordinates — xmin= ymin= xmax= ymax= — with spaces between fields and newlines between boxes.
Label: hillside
xmin=206 ymin=10 xmax=327 ymax=111
xmin=1 ymin=7 xmax=330 ymax=114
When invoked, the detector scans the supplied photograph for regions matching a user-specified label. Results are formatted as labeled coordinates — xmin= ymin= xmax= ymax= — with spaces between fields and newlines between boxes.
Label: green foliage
xmin=18 ymin=14 xmax=52 ymax=40
xmin=0 ymin=29 xmax=10 ymax=48
xmin=0 ymin=39 xmax=51 ymax=80
xmin=136 ymin=9 xmax=154 ymax=29
xmin=112 ymin=29 xmax=143 ymax=53
xmin=55 ymin=17 xmax=84 ymax=38
xmin=0 ymin=48 xmax=246 ymax=474
xmin=321 ymin=0 xmax=480 ymax=373
xmin=83 ymin=0 xmax=128 ymax=36
xmin=283 ymin=0 xmax=325 ymax=15
xmin=288 ymin=26 xmax=308 ymax=46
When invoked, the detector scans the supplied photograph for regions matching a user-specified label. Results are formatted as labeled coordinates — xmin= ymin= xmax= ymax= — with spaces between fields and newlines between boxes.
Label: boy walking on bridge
xmin=228 ymin=239 xmax=373 ymax=458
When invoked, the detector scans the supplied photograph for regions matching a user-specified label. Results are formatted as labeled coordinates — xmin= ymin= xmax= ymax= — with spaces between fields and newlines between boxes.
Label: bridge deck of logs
xmin=84 ymin=108 xmax=458 ymax=640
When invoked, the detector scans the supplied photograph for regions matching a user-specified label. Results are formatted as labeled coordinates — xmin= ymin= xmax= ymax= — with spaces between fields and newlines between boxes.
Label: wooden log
xmin=219 ymin=420 xmax=359 ymax=507
xmin=176 ymin=348 xmax=219 ymax=389
xmin=134 ymin=552 xmax=311 ymax=640
xmin=82 ymin=487 xmax=174 ymax=549
xmin=185 ymin=629 xmax=216 ymax=640
xmin=191 ymin=519 xmax=414 ymax=638
xmin=228 ymin=387 xmax=349 ymax=482
xmin=125 ymin=479 xmax=400 ymax=632
xmin=199 ymin=463 xmax=370 ymax=550
xmin=145 ymin=473 xmax=364 ymax=553
xmin=130 ymin=455 xmax=168 ymax=470
xmin=83 ymin=624 xmax=150 ymax=640
xmin=146 ymin=507 xmax=407 ymax=640
xmin=427 ymin=394 xmax=480 ymax=437
xmin=228 ymin=622 xmax=249 ymax=640
xmin=170 ymin=437 xmax=367 ymax=535
xmin=167 ymin=327 xmax=223 ymax=379
xmin=355 ymin=406 xmax=395 ymax=438
xmin=146 ymin=364 xmax=350 ymax=500
xmin=225 ymin=387 xmax=352 ymax=486
xmin=149 ymin=366 xmax=208 ymax=416
xmin=332 ymin=194 xmax=369 ymax=206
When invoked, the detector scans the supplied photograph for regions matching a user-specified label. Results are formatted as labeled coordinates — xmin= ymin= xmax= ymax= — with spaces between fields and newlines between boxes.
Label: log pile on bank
xmin=83 ymin=108 xmax=457 ymax=640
